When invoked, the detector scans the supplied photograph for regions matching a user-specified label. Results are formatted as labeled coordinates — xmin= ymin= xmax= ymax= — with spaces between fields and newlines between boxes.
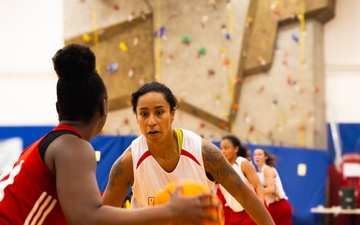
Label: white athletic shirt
xmin=219 ymin=157 xmax=254 ymax=212
xmin=130 ymin=129 xmax=214 ymax=208
xmin=258 ymin=164 xmax=288 ymax=205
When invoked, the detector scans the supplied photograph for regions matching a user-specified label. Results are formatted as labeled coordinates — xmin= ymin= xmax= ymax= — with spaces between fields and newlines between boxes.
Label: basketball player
xmin=254 ymin=148 xmax=293 ymax=225
xmin=102 ymin=82 xmax=275 ymax=225
xmin=216 ymin=135 xmax=265 ymax=225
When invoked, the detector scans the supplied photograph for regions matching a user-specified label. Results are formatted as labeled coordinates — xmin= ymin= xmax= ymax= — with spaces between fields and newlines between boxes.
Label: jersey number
xmin=0 ymin=160 xmax=24 ymax=201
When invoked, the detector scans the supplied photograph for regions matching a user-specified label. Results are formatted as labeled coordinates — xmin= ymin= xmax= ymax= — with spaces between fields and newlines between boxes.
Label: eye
xmin=139 ymin=111 xmax=148 ymax=117
xmin=156 ymin=110 xmax=164 ymax=116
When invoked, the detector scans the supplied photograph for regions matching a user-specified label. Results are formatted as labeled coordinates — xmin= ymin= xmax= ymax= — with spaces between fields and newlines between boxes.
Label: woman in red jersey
xmin=0 ymin=44 xmax=220 ymax=225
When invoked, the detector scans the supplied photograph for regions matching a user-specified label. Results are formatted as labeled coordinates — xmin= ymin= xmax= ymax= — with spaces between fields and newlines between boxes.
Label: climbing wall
xmin=64 ymin=0 xmax=335 ymax=149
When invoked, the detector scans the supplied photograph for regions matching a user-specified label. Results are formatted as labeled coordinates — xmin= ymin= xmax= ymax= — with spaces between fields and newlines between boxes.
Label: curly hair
xmin=52 ymin=44 xmax=107 ymax=123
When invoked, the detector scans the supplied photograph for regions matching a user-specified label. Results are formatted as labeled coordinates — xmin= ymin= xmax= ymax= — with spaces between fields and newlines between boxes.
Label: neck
xmin=148 ymin=129 xmax=177 ymax=155
xmin=257 ymin=163 xmax=265 ymax=170
xmin=59 ymin=120 xmax=93 ymax=141
xmin=229 ymin=157 xmax=237 ymax=165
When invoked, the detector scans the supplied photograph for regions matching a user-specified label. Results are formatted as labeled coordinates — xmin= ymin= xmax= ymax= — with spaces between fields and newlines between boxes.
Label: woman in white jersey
xmin=102 ymin=82 xmax=275 ymax=225
xmin=253 ymin=148 xmax=293 ymax=225
xmin=216 ymin=135 xmax=265 ymax=225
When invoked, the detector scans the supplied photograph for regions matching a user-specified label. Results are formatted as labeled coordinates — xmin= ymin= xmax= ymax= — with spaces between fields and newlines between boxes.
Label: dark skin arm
xmin=46 ymin=135 xmax=219 ymax=225
xmin=202 ymin=139 xmax=275 ymax=225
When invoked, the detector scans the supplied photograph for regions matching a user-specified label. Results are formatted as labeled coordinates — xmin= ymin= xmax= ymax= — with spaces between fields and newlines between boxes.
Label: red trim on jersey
xmin=54 ymin=124 xmax=82 ymax=138
xmin=136 ymin=150 xmax=152 ymax=169
xmin=136 ymin=149 xmax=201 ymax=169
xmin=181 ymin=149 xmax=201 ymax=166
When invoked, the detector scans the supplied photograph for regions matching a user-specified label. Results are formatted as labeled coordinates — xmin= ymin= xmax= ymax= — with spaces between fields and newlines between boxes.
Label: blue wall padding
xmin=327 ymin=123 xmax=360 ymax=162
xmin=0 ymin=126 xmax=54 ymax=149
xmin=3 ymin=124 xmax=360 ymax=225
xmin=90 ymin=134 xmax=137 ymax=192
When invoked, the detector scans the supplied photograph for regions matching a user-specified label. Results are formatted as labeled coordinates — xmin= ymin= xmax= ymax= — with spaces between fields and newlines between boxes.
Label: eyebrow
xmin=138 ymin=105 xmax=165 ymax=111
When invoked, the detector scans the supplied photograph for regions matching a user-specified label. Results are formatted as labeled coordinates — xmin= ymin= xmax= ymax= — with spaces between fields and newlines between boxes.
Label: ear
xmin=170 ymin=108 xmax=176 ymax=122
xmin=101 ymin=98 xmax=108 ymax=116
xmin=55 ymin=101 xmax=59 ymax=113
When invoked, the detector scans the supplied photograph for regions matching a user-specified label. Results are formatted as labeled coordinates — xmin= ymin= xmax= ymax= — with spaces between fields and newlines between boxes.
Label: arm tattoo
xmin=203 ymin=142 xmax=246 ymax=196
xmin=203 ymin=143 xmax=238 ymax=182
xmin=107 ymin=159 xmax=125 ymax=191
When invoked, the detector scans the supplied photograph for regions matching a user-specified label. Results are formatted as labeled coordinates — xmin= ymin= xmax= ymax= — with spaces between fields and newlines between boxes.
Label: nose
xmin=148 ymin=114 xmax=156 ymax=126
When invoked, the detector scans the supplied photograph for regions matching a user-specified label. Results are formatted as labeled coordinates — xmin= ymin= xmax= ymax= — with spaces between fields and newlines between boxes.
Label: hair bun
xmin=52 ymin=44 xmax=96 ymax=80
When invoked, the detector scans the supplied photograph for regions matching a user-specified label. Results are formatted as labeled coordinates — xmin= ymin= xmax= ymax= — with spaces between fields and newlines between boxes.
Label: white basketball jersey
xmin=219 ymin=157 xmax=254 ymax=212
xmin=130 ymin=129 xmax=214 ymax=208
xmin=258 ymin=164 xmax=288 ymax=205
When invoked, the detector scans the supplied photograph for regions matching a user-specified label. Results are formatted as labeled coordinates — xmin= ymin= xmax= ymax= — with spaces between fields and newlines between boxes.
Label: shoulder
xmin=201 ymin=138 xmax=218 ymax=149
xmin=50 ymin=136 xmax=97 ymax=180
xmin=236 ymin=156 xmax=247 ymax=164
xmin=51 ymin=134 xmax=93 ymax=161
xmin=132 ymin=135 xmax=145 ymax=144
xmin=201 ymin=138 xmax=223 ymax=160
xmin=115 ymin=147 xmax=133 ymax=166
xmin=263 ymin=165 xmax=276 ymax=176
xmin=130 ymin=135 xmax=147 ymax=153
xmin=177 ymin=129 xmax=202 ymax=149
xmin=110 ymin=147 xmax=133 ymax=178
xmin=240 ymin=159 xmax=256 ymax=173
xmin=179 ymin=129 xmax=201 ymax=139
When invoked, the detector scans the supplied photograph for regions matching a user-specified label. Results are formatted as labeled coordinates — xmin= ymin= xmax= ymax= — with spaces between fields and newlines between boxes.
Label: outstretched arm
xmin=202 ymin=139 xmax=275 ymax=225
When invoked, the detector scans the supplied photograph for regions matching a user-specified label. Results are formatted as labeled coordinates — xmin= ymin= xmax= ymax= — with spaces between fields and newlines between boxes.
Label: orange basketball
xmin=154 ymin=180 xmax=224 ymax=225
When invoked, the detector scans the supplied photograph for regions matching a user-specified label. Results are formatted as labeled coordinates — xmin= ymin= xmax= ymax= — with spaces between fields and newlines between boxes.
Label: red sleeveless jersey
xmin=0 ymin=124 xmax=81 ymax=225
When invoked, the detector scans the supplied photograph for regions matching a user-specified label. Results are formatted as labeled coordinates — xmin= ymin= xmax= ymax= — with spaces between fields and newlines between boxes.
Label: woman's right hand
xmin=167 ymin=185 xmax=221 ymax=225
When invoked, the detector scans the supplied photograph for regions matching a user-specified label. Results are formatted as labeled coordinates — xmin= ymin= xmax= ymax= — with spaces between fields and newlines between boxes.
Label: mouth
xmin=148 ymin=131 xmax=159 ymax=135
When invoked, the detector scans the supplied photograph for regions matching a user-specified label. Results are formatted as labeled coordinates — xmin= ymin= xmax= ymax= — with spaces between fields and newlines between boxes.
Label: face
xmin=253 ymin=149 xmax=266 ymax=166
xmin=135 ymin=91 xmax=175 ymax=144
xmin=220 ymin=139 xmax=238 ymax=163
